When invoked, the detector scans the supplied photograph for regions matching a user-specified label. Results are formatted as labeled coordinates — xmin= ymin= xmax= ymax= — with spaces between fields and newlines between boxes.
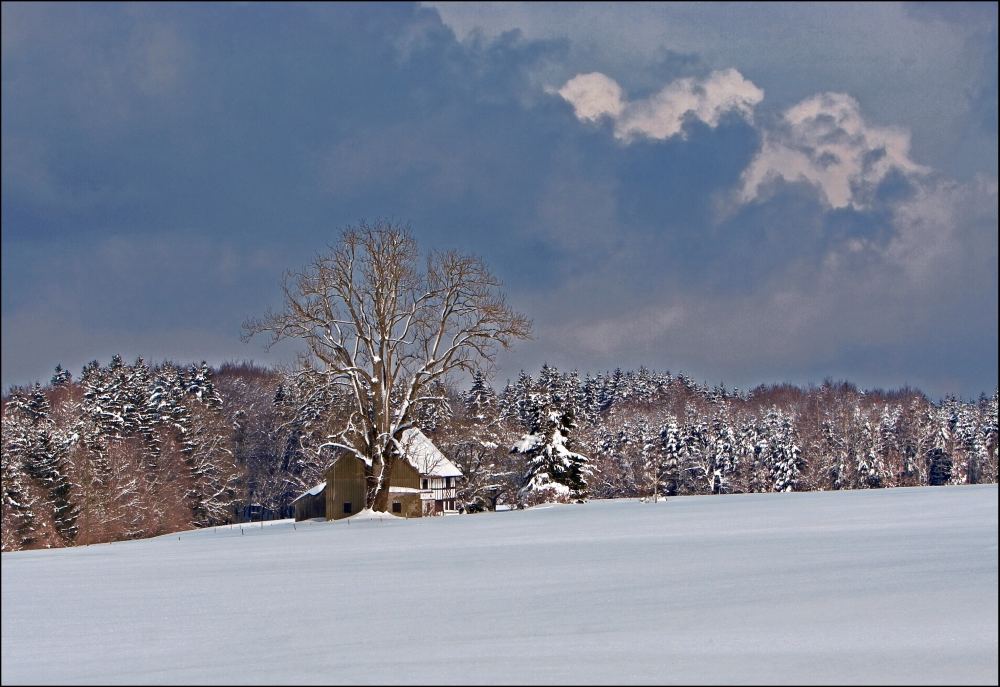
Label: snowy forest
xmin=2 ymin=356 xmax=997 ymax=551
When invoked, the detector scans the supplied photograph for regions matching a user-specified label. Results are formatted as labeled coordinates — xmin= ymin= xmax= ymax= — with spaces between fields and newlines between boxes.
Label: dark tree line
xmin=3 ymin=359 xmax=997 ymax=551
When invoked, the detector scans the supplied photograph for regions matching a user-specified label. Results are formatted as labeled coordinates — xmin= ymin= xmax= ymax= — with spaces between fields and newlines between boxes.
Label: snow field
xmin=1 ymin=485 xmax=997 ymax=685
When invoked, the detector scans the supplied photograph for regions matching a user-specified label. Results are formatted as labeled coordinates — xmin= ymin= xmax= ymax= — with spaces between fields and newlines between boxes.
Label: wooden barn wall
xmin=321 ymin=452 xmax=426 ymax=520
xmin=325 ymin=458 xmax=366 ymax=521
xmin=293 ymin=493 xmax=326 ymax=521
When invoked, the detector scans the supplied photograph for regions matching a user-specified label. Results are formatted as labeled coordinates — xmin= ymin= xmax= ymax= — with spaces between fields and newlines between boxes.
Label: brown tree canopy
xmin=243 ymin=220 xmax=531 ymax=510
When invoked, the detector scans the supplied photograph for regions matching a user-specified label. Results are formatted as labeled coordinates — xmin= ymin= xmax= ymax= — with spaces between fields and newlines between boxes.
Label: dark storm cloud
xmin=2 ymin=2 xmax=996 ymax=400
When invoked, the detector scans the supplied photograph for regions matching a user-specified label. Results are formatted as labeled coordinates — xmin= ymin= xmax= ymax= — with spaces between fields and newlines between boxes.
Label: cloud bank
xmin=2 ymin=3 xmax=996 ymax=400
xmin=557 ymin=68 xmax=763 ymax=142
xmin=740 ymin=93 xmax=928 ymax=209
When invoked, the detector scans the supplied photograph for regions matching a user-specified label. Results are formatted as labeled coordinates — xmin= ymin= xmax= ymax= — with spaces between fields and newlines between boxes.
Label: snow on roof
xmin=290 ymin=481 xmax=326 ymax=504
xmin=321 ymin=429 xmax=462 ymax=478
xmin=401 ymin=428 xmax=463 ymax=478
xmin=388 ymin=486 xmax=426 ymax=494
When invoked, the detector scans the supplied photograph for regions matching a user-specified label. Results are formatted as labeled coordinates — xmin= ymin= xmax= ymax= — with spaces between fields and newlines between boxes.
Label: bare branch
xmin=244 ymin=219 xmax=531 ymax=510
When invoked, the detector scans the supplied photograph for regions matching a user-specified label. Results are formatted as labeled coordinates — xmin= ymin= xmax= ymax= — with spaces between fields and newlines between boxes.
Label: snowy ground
xmin=2 ymin=485 xmax=997 ymax=685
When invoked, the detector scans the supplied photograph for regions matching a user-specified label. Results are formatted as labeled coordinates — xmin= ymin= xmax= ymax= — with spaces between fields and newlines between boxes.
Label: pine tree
xmin=594 ymin=414 xmax=644 ymax=499
xmin=513 ymin=393 xmax=591 ymax=504
xmin=51 ymin=364 xmax=72 ymax=387
xmin=415 ymin=380 xmax=453 ymax=434
xmin=186 ymin=362 xmax=223 ymax=409
xmin=496 ymin=380 xmax=516 ymax=426
xmin=157 ymin=364 xmax=195 ymax=453
xmin=709 ymin=412 xmax=737 ymax=494
xmin=854 ymin=418 xmax=887 ymax=488
xmin=640 ymin=425 xmax=662 ymax=500
xmin=821 ymin=417 xmax=848 ymax=490
xmin=513 ymin=371 xmax=535 ymax=429
xmin=564 ymin=370 xmax=583 ymax=422
xmin=577 ymin=373 xmax=600 ymax=425
xmin=658 ymin=416 xmax=685 ymax=496
xmin=951 ymin=403 xmax=984 ymax=485
xmin=6 ymin=385 xmax=80 ymax=543
xmin=736 ymin=414 xmax=771 ymax=493
xmin=465 ymin=371 xmax=497 ymax=423
xmin=600 ymin=368 xmax=625 ymax=411
xmin=765 ymin=407 xmax=802 ymax=493
xmin=634 ymin=366 xmax=655 ymax=404
xmin=2 ymin=405 xmax=39 ymax=550
xmin=982 ymin=390 xmax=998 ymax=482
xmin=537 ymin=363 xmax=562 ymax=401
xmin=926 ymin=408 xmax=953 ymax=486
xmin=125 ymin=357 xmax=160 ymax=454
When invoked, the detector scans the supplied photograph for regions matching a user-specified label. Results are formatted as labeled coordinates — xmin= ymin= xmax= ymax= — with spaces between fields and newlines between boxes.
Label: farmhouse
xmin=292 ymin=428 xmax=463 ymax=521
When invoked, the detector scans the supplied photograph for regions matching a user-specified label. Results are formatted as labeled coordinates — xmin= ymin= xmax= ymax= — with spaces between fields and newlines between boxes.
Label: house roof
xmin=300 ymin=427 xmax=462 ymax=503
xmin=400 ymin=428 xmax=463 ymax=478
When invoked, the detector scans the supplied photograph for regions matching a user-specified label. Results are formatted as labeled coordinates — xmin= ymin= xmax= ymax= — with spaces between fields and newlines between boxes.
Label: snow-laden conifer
xmin=513 ymin=392 xmax=591 ymax=504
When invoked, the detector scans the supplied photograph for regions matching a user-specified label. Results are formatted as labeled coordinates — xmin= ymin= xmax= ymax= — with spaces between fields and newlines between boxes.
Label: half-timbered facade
xmin=402 ymin=428 xmax=464 ymax=514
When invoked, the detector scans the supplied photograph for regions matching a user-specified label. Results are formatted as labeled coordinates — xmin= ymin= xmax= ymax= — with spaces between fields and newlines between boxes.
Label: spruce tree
xmin=513 ymin=392 xmax=591 ymax=504
xmin=765 ymin=407 xmax=802 ymax=493
xmin=465 ymin=371 xmax=497 ymax=423
xmin=7 ymin=385 xmax=79 ymax=543
xmin=50 ymin=364 xmax=72 ymax=387
xmin=658 ymin=416 xmax=685 ymax=496
xmin=1 ymin=404 xmax=39 ymax=550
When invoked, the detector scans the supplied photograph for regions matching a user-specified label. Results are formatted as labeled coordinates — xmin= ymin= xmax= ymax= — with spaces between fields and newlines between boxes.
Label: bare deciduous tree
xmin=243 ymin=220 xmax=531 ymax=511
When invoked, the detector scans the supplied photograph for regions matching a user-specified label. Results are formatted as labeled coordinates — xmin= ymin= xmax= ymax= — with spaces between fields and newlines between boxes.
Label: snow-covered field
xmin=2 ymin=485 xmax=997 ymax=685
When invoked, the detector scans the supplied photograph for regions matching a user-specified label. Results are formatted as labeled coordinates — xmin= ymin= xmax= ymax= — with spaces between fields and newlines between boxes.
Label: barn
xmin=292 ymin=428 xmax=462 ymax=521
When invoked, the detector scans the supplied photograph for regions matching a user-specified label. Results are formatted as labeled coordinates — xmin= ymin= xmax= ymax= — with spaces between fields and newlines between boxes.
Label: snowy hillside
xmin=2 ymin=486 xmax=997 ymax=685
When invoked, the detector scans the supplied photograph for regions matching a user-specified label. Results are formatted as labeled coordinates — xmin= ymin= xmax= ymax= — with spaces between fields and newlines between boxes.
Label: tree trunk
xmin=366 ymin=454 xmax=397 ymax=511
xmin=371 ymin=482 xmax=390 ymax=512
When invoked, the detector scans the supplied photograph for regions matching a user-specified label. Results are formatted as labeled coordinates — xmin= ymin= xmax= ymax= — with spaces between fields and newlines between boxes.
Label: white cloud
xmin=556 ymin=68 xmax=763 ymax=142
xmin=556 ymin=72 xmax=625 ymax=122
xmin=427 ymin=2 xmax=994 ymax=179
xmin=739 ymin=93 xmax=928 ymax=209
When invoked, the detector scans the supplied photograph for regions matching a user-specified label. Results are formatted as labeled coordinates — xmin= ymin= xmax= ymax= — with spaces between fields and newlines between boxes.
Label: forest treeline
xmin=2 ymin=357 xmax=997 ymax=551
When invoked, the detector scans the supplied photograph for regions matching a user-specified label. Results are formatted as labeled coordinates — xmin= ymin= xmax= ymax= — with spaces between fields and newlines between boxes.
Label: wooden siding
xmin=293 ymin=492 xmax=326 ymax=521
xmin=389 ymin=457 xmax=421 ymax=490
xmin=323 ymin=453 xmax=423 ymax=520
xmin=324 ymin=456 xmax=366 ymax=521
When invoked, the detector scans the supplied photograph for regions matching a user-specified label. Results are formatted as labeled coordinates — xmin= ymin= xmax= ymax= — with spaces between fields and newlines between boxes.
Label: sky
xmin=2 ymin=2 xmax=997 ymax=400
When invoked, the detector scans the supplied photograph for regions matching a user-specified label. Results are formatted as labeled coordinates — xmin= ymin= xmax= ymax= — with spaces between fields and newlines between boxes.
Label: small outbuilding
xmin=289 ymin=482 xmax=327 ymax=520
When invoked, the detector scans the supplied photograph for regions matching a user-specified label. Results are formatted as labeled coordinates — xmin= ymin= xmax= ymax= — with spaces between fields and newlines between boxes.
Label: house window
xmin=445 ymin=477 xmax=452 ymax=488
xmin=392 ymin=501 xmax=402 ymax=513
xmin=422 ymin=479 xmax=428 ymax=489
xmin=343 ymin=502 xmax=352 ymax=514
